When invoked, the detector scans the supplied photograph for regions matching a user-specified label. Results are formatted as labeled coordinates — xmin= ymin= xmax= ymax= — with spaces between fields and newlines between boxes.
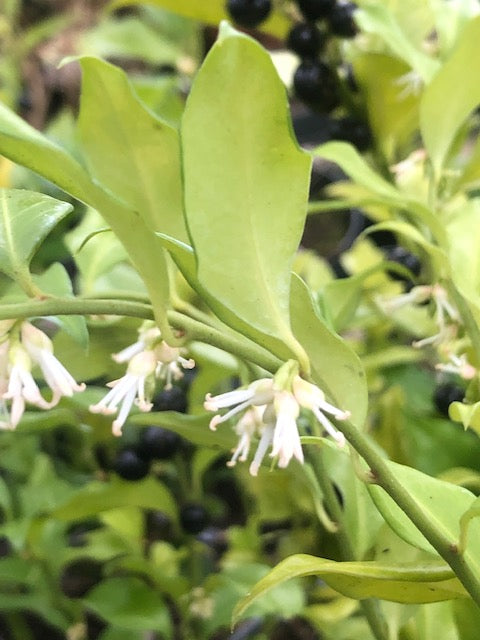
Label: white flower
xmin=292 ymin=376 xmax=349 ymax=447
xmin=3 ymin=343 xmax=52 ymax=428
xmin=112 ymin=323 xmax=161 ymax=363
xmin=90 ymin=349 xmax=157 ymax=436
xmin=21 ymin=322 xmax=85 ymax=404
xmin=154 ymin=341 xmax=195 ymax=390
xmin=205 ymin=368 xmax=349 ymax=476
xmin=226 ymin=405 xmax=265 ymax=468
xmin=436 ymin=353 xmax=476 ymax=380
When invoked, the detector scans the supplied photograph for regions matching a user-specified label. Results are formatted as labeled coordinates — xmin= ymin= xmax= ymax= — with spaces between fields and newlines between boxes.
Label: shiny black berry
xmin=226 ymin=0 xmax=271 ymax=28
xmin=113 ymin=448 xmax=150 ymax=481
xmin=138 ymin=426 xmax=181 ymax=461
xmin=180 ymin=503 xmax=210 ymax=535
xmin=297 ymin=0 xmax=335 ymax=21
xmin=293 ymin=60 xmax=338 ymax=111
xmin=152 ymin=386 xmax=187 ymax=413
xmin=433 ymin=383 xmax=464 ymax=418
xmin=60 ymin=559 xmax=103 ymax=598
xmin=287 ymin=22 xmax=325 ymax=58
xmin=327 ymin=1 xmax=358 ymax=38
xmin=385 ymin=246 xmax=421 ymax=281
xmin=329 ymin=116 xmax=372 ymax=151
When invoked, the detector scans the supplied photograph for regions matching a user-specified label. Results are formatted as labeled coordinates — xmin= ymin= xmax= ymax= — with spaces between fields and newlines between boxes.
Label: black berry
xmin=180 ymin=503 xmax=210 ymax=535
xmin=433 ymin=383 xmax=464 ymax=418
xmin=293 ymin=60 xmax=338 ymax=111
xmin=327 ymin=1 xmax=358 ymax=38
xmin=385 ymin=246 xmax=421 ymax=281
xmin=297 ymin=0 xmax=335 ymax=21
xmin=60 ymin=559 xmax=103 ymax=598
xmin=145 ymin=510 xmax=172 ymax=541
xmin=329 ymin=116 xmax=372 ymax=151
xmin=287 ymin=22 xmax=325 ymax=58
xmin=226 ymin=0 xmax=271 ymax=28
xmin=138 ymin=426 xmax=181 ymax=461
xmin=113 ymin=448 xmax=150 ymax=481
xmin=152 ymin=386 xmax=187 ymax=413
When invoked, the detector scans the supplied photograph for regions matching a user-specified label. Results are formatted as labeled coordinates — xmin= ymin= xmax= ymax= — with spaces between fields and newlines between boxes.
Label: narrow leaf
xmin=420 ymin=16 xmax=480 ymax=175
xmin=232 ymin=554 xmax=466 ymax=625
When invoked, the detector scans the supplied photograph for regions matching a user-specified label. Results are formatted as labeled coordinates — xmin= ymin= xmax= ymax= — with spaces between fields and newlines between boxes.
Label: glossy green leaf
xmin=181 ymin=24 xmax=311 ymax=364
xmin=420 ymin=16 xmax=480 ymax=175
xmin=108 ymin=0 xmax=289 ymax=39
xmin=76 ymin=56 xmax=186 ymax=241
xmin=0 ymin=98 xmax=175 ymax=341
xmin=368 ymin=460 xmax=480 ymax=582
xmin=232 ymin=554 xmax=466 ymax=625
xmin=453 ymin=598 xmax=480 ymax=640
xmin=53 ymin=476 xmax=177 ymax=521
xmin=290 ymin=275 xmax=368 ymax=428
xmin=0 ymin=189 xmax=72 ymax=283
xmin=130 ymin=411 xmax=235 ymax=449
xmin=0 ymin=103 xmax=100 ymax=202
xmin=83 ymin=577 xmax=172 ymax=634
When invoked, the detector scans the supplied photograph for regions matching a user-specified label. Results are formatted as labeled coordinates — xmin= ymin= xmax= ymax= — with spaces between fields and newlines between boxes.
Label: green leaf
xmin=83 ymin=577 xmax=172 ymax=635
xmin=53 ymin=476 xmax=177 ymax=521
xmin=313 ymin=142 xmax=445 ymax=243
xmin=368 ymin=460 xmax=480 ymax=583
xmin=107 ymin=0 xmax=289 ymax=39
xmin=130 ymin=411 xmax=235 ymax=449
xmin=76 ymin=56 xmax=187 ymax=242
xmin=420 ymin=16 xmax=480 ymax=175
xmin=207 ymin=562 xmax=304 ymax=634
xmin=353 ymin=53 xmax=420 ymax=161
xmin=355 ymin=4 xmax=439 ymax=82
xmin=0 ymin=189 xmax=72 ymax=284
xmin=446 ymin=200 xmax=480 ymax=315
xmin=290 ymin=275 xmax=368 ymax=428
xmin=0 ymin=98 xmax=175 ymax=341
xmin=181 ymin=24 xmax=311 ymax=365
xmin=232 ymin=554 xmax=466 ymax=625
xmin=450 ymin=401 xmax=480 ymax=434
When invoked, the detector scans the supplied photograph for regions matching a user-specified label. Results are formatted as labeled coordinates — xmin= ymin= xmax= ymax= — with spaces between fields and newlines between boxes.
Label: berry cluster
xmin=288 ymin=1 xmax=372 ymax=155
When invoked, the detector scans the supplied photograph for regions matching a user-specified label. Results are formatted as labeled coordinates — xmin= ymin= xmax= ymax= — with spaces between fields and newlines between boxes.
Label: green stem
xmin=338 ymin=419 xmax=480 ymax=607
xmin=309 ymin=452 xmax=388 ymax=640
xmin=0 ymin=297 xmax=282 ymax=373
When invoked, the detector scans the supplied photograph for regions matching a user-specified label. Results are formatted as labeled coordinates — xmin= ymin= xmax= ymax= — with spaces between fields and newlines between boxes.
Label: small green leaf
xmin=450 ymin=401 xmax=480 ymax=434
xmin=0 ymin=189 xmax=72 ymax=283
xmin=290 ymin=275 xmax=368 ymax=428
xmin=130 ymin=412 xmax=235 ymax=450
xmin=53 ymin=476 xmax=177 ymax=521
xmin=83 ymin=577 xmax=172 ymax=634
xmin=420 ymin=16 xmax=480 ymax=175
xmin=368 ymin=461 xmax=480 ymax=586
xmin=181 ymin=25 xmax=311 ymax=366
xmin=77 ymin=56 xmax=187 ymax=242
xmin=232 ymin=554 xmax=466 ymax=625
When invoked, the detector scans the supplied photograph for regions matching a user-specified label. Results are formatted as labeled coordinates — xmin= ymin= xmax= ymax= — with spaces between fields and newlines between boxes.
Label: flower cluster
xmin=0 ymin=320 xmax=85 ymax=430
xmin=377 ymin=283 xmax=476 ymax=380
xmin=90 ymin=322 xmax=195 ymax=436
xmin=204 ymin=362 xmax=350 ymax=476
